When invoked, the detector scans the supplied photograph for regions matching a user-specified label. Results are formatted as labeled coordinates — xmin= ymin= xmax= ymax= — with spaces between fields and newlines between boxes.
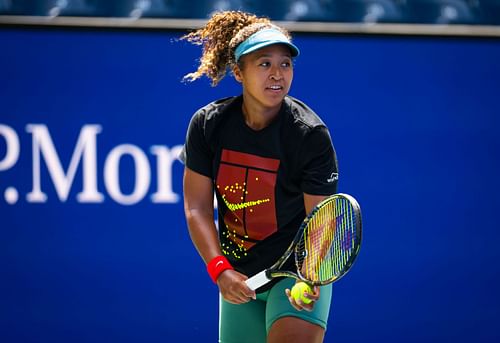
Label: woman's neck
xmin=241 ymin=99 xmax=281 ymax=131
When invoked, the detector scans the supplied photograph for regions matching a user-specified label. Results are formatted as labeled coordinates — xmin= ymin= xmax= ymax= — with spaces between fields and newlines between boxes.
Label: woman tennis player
xmin=180 ymin=11 xmax=339 ymax=343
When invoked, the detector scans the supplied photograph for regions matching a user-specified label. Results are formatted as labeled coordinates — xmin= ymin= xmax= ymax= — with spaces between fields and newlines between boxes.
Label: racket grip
xmin=245 ymin=270 xmax=271 ymax=291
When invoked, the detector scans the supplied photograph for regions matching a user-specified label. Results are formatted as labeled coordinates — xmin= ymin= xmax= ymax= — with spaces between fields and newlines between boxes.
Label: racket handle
xmin=245 ymin=270 xmax=271 ymax=291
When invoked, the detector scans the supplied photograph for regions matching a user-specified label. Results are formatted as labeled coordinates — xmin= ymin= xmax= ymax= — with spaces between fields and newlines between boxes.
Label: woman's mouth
xmin=267 ymin=85 xmax=283 ymax=91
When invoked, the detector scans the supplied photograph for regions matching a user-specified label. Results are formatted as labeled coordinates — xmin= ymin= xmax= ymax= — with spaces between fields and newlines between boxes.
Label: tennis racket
xmin=245 ymin=193 xmax=362 ymax=290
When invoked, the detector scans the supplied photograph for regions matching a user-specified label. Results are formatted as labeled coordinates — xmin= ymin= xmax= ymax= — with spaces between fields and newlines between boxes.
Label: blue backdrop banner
xmin=1 ymin=26 xmax=500 ymax=342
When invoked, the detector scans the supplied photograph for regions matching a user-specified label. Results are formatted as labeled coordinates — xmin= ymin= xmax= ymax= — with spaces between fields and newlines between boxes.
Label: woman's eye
xmin=258 ymin=61 xmax=292 ymax=68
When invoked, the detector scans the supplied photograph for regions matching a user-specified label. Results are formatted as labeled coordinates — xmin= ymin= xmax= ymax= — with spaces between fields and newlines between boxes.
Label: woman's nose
xmin=270 ymin=67 xmax=283 ymax=80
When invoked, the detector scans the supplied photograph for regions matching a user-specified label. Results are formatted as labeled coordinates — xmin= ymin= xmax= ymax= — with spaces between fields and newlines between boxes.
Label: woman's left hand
xmin=285 ymin=284 xmax=320 ymax=312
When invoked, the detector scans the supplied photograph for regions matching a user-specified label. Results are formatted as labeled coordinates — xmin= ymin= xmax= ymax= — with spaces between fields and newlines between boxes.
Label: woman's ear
xmin=233 ymin=65 xmax=243 ymax=83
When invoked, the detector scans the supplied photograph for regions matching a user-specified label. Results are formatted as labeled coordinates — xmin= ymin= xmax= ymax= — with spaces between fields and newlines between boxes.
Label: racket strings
xmin=296 ymin=197 xmax=358 ymax=283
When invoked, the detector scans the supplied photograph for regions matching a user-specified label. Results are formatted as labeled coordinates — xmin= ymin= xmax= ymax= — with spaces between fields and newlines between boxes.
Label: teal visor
xmin=234 ymin=28 xmax=300 ymax=62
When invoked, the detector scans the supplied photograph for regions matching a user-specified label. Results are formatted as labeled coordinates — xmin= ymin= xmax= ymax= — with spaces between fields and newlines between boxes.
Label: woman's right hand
xmin=217 ymin=269 xmax=256 ymax=304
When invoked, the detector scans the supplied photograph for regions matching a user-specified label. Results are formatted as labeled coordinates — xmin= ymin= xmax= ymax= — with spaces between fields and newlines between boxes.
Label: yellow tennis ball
xmin=291 ymin=282 xmax=313 ymax=304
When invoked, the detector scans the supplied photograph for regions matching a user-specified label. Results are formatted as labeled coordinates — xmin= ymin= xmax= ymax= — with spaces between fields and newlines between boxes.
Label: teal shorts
xmin=219 ymin=278 xmax=333 ymax=343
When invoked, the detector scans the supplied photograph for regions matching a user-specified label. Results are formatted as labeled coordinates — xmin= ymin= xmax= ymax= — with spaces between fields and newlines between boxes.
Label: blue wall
xmin=1 ymin=27 xmax=499 ymax=342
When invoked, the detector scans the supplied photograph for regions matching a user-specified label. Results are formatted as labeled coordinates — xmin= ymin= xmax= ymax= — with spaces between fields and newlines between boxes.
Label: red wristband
xmin=207 ymin=255 xmax=233 ymax=283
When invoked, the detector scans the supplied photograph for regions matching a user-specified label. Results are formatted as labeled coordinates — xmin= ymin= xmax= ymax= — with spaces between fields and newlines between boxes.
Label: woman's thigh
xmin=266 ymin=278 xmax=333 ymax=342
xmin=219 ymin=278 xmax=333 ymax=343
xmin=219 ymin=295 xmax=267 ymax=343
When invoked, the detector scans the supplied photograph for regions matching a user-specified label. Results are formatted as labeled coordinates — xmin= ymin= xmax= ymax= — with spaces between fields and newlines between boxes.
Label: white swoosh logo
xmin=216 ymin=261 xmax=223 ymax=267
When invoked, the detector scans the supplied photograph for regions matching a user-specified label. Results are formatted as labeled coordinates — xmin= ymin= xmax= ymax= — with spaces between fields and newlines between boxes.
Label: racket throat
xmin=245 ymin=270 xmax=272 ymax=291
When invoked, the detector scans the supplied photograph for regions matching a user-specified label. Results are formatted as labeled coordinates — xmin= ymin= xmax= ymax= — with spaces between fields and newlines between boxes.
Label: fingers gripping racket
xmin=245 ymin=193 xmax=362 ymax=290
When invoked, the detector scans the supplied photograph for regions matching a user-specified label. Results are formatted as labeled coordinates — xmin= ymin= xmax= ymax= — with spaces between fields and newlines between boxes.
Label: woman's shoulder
xmin=283 ymin=96 xmax=327 ymax=131
xmin=194 ymin=95 xmax=242 ymax=121
xmin=188 ymin=95 xmax=242 ymax=141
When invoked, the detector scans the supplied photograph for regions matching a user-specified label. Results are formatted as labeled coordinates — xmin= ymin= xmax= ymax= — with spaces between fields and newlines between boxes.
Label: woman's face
xmin=234 ymin=44 xmax=294 ymax=112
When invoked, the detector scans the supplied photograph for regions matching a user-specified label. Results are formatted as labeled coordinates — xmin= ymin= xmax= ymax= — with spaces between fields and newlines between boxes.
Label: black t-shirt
xmin=181 ymin=95 xmax=338 ymax=291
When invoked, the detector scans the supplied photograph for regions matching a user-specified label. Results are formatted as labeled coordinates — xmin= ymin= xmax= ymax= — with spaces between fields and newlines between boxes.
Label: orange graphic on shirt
xmin=216 ymin=149 xmax=280 ymax=259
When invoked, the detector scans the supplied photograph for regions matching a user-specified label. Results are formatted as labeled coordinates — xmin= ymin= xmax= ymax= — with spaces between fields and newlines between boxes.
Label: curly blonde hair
xmin=181 ymin=11 xmax=292 ymax=86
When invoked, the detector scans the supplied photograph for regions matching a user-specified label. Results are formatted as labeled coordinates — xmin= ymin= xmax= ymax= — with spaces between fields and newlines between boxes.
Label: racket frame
xmin=245 ymin=193 xmax=362 ymax=291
